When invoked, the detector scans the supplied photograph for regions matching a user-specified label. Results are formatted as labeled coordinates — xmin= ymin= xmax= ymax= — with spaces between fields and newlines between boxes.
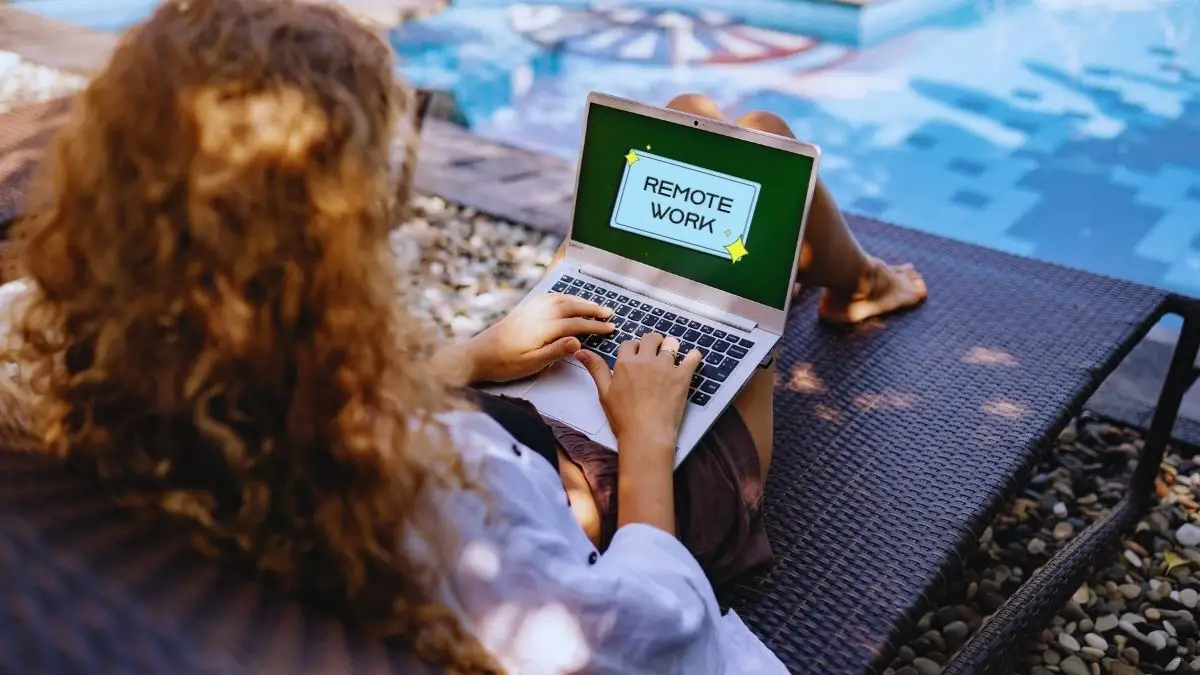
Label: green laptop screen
xmin=571 ymin=101 xmax=815 ymax=310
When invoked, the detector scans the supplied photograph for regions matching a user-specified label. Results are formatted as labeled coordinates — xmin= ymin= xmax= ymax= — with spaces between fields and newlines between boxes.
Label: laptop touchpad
xmin=524 ymin=360 xmax=607 ymax=435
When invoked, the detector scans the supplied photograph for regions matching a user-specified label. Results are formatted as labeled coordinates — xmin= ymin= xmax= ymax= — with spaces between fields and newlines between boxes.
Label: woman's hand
xmin=465 ymin=293 xmax=615 ymax=384
xmin=577 ymin=332 xmax=701 ymax=454
xmin=577 ymin=333 xmax=701 ymax=535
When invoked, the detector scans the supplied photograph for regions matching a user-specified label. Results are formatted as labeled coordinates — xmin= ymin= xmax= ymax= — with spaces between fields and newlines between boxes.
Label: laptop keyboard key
xmin=727 ymin=345 xmax=749 ymax=359
xmin=738 ymin=337 xmax=755 ymax=349
xmin=640 ymin=313 xmax=657 ymax=326
xmin=721 ymin=356 xmax=739 ymax=371
xmin=579 ymin=292 xmax=593 ymax=301
xmin=651 ymin=308 xmax=664 ymax=317
xmin=689 ymin=391 xmax=711 ymax=406
xmin=712 ymin=340 xmax=731 ymax=353
xmin=628 ymin=310 xmax=644 ymax=322
xmin=691 ymin=373 xmax=703 ymax=388
xmin=704 ymin=351 xmax=723 ymax=365
xmin=664 ymin=312 xmax=677 ymax=321
xmin=713 ymin=329 xmax=727 ymax=339
xmin=584 ymin=283 xmax=595 ymax=291
xmin=681 ymin=342 xmax=697 ymax=354
xmin=606 ymin=290 xmax=618 ymax=299
xmin=640 ymin=302 xmax=653 ymax=311
xmin=551 ymin=282 xmax=568 ymax=292
xmin=700 ymin=379 xmax=720 ymax=395
xmin=667 ymin=323 xmax=687 ymax=337
xmin=683 ymin=329 xmax=701 ymax=342
xmin=615 ymin=305 xmax=631 ymax=317
xmin=618 ymin=295 xmax=629 ymax=303
xmin=687 ymin=320 xmax=702 ymax=329
xmin=565 ymin=287 xmax=580 ymax=296
xmin=635 ymin=325 xmax=653 ymax=337
xmin=655 ymin=318 xmax=673 ymax=332
xmin=697 ymin=334 xmax=715 ymax=347
xmin=562 ymin=276 xmax=576 ymax=283
xmin=571 ymin=279 xmax=585 ymax=287
xmin=702 ymin=365 xmax=730 ymax=382
xmin=599 ymin=340 xmax=619 ymax=355
xmin=700 ymin=325 xmax=714 ymax=334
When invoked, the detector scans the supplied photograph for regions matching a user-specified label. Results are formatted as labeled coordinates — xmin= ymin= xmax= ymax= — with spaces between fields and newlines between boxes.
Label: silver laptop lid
xmin=563 ymin=92 xmax=821 ymax=336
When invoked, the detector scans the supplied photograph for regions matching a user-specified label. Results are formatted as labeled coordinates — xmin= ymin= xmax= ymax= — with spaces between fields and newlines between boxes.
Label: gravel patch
xmin=886 ymin=415 xmax=1200 ymax=675
xmin=0 ymin=51 xmax=86 ymax=113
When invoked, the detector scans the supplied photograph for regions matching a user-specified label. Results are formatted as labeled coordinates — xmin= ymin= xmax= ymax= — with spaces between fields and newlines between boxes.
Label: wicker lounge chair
xmin=0 ymin=99 xmax=1194 ymax=674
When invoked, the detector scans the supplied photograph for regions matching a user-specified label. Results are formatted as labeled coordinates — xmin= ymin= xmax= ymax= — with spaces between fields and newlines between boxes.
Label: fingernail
xmin=602 ymin=307 xmax=614 ymax=318
xmin=606 ymin=322 xmax=616 ymax=331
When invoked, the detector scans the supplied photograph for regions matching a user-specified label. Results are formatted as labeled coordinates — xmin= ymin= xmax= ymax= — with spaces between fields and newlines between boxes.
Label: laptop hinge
xmin=578 ymin=264 xmax=757 ymax=334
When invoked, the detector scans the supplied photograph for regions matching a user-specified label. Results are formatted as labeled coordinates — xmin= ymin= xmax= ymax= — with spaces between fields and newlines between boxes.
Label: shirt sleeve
xmin=424 ymin=414 xmax=740 ymax=675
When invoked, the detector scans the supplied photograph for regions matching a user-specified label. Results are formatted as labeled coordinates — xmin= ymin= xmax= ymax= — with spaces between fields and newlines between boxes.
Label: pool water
xmin=18 ymin=0 xmax=1200 ymax=301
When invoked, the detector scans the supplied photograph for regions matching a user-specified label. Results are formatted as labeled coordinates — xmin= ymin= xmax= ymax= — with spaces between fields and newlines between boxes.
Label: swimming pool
xmin=18 ymin=0 xmax=1200 ymax=300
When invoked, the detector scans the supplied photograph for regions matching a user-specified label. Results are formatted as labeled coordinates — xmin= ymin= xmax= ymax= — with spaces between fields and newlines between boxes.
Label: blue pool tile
xmin=950 ymin=190 xmax=990 ymax=209
xmin=851 ymin=197 xmax=890 ymax=216
xmin=947 ymin=158 xmax=985 ymax=177
xmin=905 ymin=132 xmax=939 ymax=149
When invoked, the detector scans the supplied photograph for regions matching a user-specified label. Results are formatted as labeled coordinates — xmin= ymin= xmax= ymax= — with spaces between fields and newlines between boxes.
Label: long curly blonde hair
xmin=7 ymin=0 xmax=502 ymax=672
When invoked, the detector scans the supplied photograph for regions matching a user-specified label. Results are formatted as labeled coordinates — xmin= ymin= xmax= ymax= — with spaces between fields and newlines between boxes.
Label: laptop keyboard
xmin=548 ymin=274 xmax=756 ymax=407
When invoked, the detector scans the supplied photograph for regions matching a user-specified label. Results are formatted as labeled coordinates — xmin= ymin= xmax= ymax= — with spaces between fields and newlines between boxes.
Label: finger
xmin=679 ymin=348 xmax=703 ymax=375
xmin=617 ymin=337 xmax=639 ymax=359
xmin=640 ymin=332 xmax=664 ymax=355
xmin=555 ymin=295 xmax=614 ymax=320
xmin=527 ymin=336 xmax=581 ymax=365
xmin=576 ymin=350 xmax=612 ymax=397
xmin=660 ymin=336 xmax=681 ymax=362
xmin=554 ymin=317 xmax=616 ymax=337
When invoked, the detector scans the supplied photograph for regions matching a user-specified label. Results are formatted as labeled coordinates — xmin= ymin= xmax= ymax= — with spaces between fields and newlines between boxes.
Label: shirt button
xmin=587 ymin=551 xmax=599 ymax=565
xmin=511 ymin=443 xmax=521 ymax=457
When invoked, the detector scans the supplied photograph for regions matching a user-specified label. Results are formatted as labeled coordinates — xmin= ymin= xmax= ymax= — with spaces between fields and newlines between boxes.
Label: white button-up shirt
xmin=416 ymin=411 xmax=787 ymax=674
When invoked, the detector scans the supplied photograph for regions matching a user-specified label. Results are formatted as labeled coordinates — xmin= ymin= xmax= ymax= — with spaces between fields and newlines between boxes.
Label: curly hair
xmin=7 ymin=0 xmax=503 ymax=672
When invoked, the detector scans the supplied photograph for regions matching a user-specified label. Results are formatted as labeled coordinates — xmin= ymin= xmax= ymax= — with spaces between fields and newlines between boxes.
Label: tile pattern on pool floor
xmin=14 ymin=0 xmax=1200 ymax=299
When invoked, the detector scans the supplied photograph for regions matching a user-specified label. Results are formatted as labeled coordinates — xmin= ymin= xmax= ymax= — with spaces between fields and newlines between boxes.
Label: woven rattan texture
xmin=0 ymin=448 xmax=440 ymax=675
xmin=728 ymin=214 xmax=1167 ymax=673
xmin=0 ymin=97 xmax=69 ymax=225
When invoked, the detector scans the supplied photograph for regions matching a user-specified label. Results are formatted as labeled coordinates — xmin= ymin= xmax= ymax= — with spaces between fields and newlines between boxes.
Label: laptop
xmin=484 ymin=92 xmax=821 ymax=467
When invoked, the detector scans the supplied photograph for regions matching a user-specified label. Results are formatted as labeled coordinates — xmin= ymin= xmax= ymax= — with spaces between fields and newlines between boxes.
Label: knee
xmin=735 ymin=110 xmax=795 ymax=138
xmin=665 ymin=93 xmax=723 ymax=120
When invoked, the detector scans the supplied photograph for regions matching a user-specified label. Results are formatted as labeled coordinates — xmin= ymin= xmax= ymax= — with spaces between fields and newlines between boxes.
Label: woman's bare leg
xmin=665 ymin=95 xmax=927 ymax=325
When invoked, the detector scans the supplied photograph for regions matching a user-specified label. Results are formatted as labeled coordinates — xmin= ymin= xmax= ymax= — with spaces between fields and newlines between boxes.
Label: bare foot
xmin=818 ymin=257 xmax=927 ymax=323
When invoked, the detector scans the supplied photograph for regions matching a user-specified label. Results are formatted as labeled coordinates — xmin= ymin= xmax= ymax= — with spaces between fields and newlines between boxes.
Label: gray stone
xmin=942 ymin=621 xmax=969 ymax=652
xmin=1119 ymin=583 xmax=1143 ymax=600
xmin=1053 ymin=501 xmax=1069 ymax=518
xmin=1027 ymin=537 xmax=1047 ymax=555
xmin=1058 ymin=632 xmax=1081 ymax=652
xmin=1079 ymin=646 xmax=1105 ymax=661
xmin=896 ymin=645 xmax=915 ymax=663
xmin=1142 ymin=630 xmax=1168 ymax=651
xmin=1123 ymin=646 xmax=1141 ymax=665
xmin=911 ymin=657 xmax=941 ymax=675
xmin=895 ymin=667 xmax=919 ymax=675
xmin=1083 ymin=633 xmax=1107 ymax=651
xmin=1095 ymin=614 xmax=1119 ymax=633
xmin=1145 ymin=607 xmax=1161 ymax=621
xmin=1111 ymin=664 xmax=1140 ymax=675
xmin=1042 ymin=649 xmax=1061 ymax=666
xmin=1059 ymin=655 xmax=1090 ymax=675
xmin=1179 ymin=587 xmax=1198 ymax=609
xmin=1166 ymin=656 xmax=1182 ymax=672
xmin=1176 ymin=523 xmax=1200 ymax=548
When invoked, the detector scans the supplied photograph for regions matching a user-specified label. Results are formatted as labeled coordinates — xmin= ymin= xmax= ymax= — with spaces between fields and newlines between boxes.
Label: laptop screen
xmin=571 ymin=100 xmax=815 ymax=311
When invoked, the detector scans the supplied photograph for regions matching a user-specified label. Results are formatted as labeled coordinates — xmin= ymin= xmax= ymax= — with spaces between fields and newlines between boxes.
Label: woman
xmin=1 ymin=1 xmax=925 ymax=673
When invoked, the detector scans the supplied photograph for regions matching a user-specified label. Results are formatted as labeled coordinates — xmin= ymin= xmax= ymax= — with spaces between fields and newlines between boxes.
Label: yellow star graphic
xmin=725 ymin=237 xmax=749 ymax=264
xmin=625 ymin=150 xmax=639 ymax=166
